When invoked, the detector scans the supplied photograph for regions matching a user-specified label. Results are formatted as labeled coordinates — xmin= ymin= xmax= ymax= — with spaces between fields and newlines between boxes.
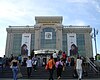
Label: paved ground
xmin=0 ymin=78 xmax=100 ymax=80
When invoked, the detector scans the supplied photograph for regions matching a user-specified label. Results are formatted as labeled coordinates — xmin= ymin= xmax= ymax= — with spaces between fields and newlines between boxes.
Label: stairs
xmin=0 ymin=66 xmax=100 ymax=79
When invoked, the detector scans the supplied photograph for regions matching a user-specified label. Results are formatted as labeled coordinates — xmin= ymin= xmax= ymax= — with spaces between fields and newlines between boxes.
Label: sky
xmin=0 ymin=0 xmax=100 ymax=57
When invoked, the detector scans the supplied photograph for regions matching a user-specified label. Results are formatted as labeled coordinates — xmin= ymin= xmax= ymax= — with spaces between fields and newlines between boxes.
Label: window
xmin=41 ymin=27 xmax=56 ymax=49
xmin=31 ymin=33 xmax=35 ymax=50
xmin=62 ymin=33 xmax=67 ymax=52
xmin=76 ymin=34 xmax=85 ymax=56
xmin=12 ymin=34 xmax=22 ymax=55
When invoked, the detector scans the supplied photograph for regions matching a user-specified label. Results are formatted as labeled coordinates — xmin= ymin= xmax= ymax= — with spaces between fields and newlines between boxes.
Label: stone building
xmin=5 ymin=16 xmax=93 ymax=58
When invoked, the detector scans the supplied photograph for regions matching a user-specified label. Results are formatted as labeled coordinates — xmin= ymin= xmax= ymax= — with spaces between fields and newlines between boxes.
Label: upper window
xmin=12 ymin=34 xmax=22 ymax=55
xmin=76 ymin=34 xmax=85 ymax=56
xmin=41 ymin=27 xmax=56 ymax=49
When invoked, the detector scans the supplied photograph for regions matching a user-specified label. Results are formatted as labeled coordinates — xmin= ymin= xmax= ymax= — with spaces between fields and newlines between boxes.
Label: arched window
xmin=41 ymin=27 xmax=56 ymax=49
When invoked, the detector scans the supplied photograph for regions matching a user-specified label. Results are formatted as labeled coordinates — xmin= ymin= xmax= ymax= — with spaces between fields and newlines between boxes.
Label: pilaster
xmin=85 ymin=33 xmax=93 ymax=57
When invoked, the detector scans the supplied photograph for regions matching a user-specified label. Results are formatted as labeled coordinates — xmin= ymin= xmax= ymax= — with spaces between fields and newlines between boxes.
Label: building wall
xmin=85 ymin=33 xmax=93 ymax=57
xmin=5 ymin=17 xmax=93 ymax=58
xmin=34 ymin=26 xmax=40 ymax=50
xmin=56 ymin=26 xmax=62 ymax=50
xmin=6 ymin=27 xmax=92 ymax=58
xmin=5 ymin=32 xmax=13 ymax=57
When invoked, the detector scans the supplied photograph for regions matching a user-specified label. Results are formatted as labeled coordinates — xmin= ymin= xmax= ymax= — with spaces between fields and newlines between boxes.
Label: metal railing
xmin=86 ymin=56 xmax=99 ymax=73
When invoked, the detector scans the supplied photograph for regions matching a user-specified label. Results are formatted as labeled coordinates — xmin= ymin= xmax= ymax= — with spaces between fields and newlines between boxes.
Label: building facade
xmin=5 ymin=16 xmax=93 ymax=58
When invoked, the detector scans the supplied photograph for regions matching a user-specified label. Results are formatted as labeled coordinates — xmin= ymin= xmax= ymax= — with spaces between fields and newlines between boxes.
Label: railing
xmin=86 ymin=56 xmax=99 ymax=73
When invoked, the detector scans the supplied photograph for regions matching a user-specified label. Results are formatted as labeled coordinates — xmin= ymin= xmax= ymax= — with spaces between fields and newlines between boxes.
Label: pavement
xmin=0 ymin=78 xmax=100 ymax=80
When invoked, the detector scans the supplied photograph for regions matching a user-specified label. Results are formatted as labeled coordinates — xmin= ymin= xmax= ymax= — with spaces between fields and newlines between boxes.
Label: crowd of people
xmin=0 ymin=51 xmax=97 ymax=80
xmin=45 ymin=51 xmax=84 ymax=80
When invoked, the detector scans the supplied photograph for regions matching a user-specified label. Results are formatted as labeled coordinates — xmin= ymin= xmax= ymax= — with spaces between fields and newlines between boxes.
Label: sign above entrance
xmin=45 ymin=32 xmax=52 ymax=39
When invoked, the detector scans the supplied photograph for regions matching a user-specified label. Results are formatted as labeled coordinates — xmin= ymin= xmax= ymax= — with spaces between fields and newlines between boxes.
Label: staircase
xmin=0 ymin=65 xmax=100 ymax=79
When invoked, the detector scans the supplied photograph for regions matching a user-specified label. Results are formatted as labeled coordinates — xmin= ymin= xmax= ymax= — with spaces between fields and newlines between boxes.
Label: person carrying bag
xmin=56 ymin=58 xmax=63 ymax=80
xmin=45 ymin=55 xmax=55 ymax=80
xmin=10 ymin=57 xmax=19 ymax=80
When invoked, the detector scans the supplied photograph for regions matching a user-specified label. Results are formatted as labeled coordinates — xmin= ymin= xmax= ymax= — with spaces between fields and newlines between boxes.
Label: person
xmin=26 ymin=56 xmax=32 ymax=78
xmin=18 ymin=55 xmax=22 ymax=64
xmin=67 ymin=56 xmax=71 ymax=66
xmin=0 ymin=57 xmax=3 ymax=72
xmin=45 ymin=55 xmax=55 ymax=80
xmin=10 ymin=54 xmax=14 ymax=62
xmin=55 ymin=58 xmax=63 ymax=80
xmin=2 ymin=55 xmax=6 ymax=69
xmin=62 ymin=51 xmax=67 ymax=71
xmin=52 ymin=51 xmax=57 ymax=63
xmin=32 ymin=56 xmax=38 ymax=71
xmin=82 ymin=57 xmax=88 ymax=77
xmin=76 ymin=56 xmax=83 ymax=80
xmin=62 ymin=52 xmax=67 ymax=63
xmin=58 ymin=50 xmax=62 ymax=59
xmin=10 ymin=57 xmax=19 ymax=80
xmin=31 ymin=49 xmax=34 ymax=59
xmin=70 ymin=57 xmax=75 ymax=66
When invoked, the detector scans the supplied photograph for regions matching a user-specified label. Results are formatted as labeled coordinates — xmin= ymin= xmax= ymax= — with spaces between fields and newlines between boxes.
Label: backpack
xmin=58 ymin=62 xmax=63 ymax=69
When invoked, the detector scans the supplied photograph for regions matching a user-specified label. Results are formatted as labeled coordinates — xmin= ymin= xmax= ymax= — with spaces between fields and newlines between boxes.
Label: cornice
xmin=63 ymin=27 xmax=92 ymax=33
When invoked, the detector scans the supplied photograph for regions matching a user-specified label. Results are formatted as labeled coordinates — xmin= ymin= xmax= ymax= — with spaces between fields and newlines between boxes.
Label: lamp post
xmin=93 ymin=28 xmax=98 ymax=55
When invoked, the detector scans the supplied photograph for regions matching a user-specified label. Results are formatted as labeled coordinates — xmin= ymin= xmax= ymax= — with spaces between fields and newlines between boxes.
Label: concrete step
xmin=0 ymin=66 xmax=100 ymax=79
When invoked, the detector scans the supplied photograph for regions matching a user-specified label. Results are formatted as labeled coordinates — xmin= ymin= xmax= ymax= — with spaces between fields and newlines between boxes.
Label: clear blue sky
xmin=0 ymin=0 xmax=100 ymax=57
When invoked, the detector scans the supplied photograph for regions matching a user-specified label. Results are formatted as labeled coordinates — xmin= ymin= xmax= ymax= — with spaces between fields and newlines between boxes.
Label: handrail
xmin=86 ymin=57 xmax=96 ymax=67
xmin=88 ymin=60 xmax=98 ymax=72
xmin=86 ymin=56 xmax=99 ymax=73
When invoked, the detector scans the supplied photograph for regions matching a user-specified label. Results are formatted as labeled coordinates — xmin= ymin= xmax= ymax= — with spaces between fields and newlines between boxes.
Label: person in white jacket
xmin=52 ymin=51 xmax=57 ymax=62
xmin=76 ymin=56 xmax=82 ymax=80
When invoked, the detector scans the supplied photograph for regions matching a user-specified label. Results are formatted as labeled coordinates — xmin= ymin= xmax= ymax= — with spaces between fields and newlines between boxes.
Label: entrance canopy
xmin=34 ymin=49 xmax=59 ymax=55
